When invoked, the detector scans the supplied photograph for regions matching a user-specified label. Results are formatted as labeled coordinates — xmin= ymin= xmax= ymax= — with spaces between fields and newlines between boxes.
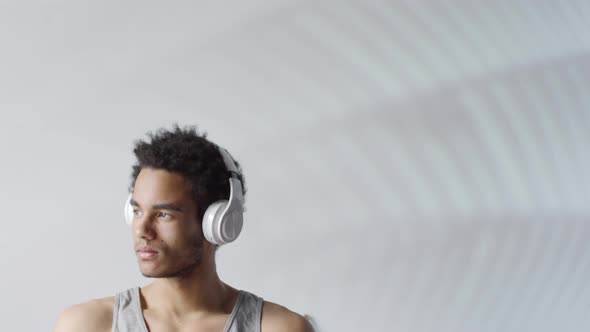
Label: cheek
xmin=160 ymin=224 xmax=202 ymax=249
xmin=181 ymin=227 xmax=204 ymax=247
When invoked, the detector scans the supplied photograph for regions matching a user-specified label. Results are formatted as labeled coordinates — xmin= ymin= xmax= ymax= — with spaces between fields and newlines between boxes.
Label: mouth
xmin=136 ymin=245 xmax=160 ymax=260
xmin=137 ymin=250 xmax=159 ymax=260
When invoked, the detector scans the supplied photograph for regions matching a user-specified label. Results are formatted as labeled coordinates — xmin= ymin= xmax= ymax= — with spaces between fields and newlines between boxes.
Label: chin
xmin=137 ymin=260 xmax=164 ymax=277
xmin=140 ymin=262 xmax=200 ymax=279
xmin=139 ymin=266 xmax=173 ymax=278
xmin=138 ymin=266 xmax=159 ymax=278
xmin=140 ymin=271 xmax=161 ymax=278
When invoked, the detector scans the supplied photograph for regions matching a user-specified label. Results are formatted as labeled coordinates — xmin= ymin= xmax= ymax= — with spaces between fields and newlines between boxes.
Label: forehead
xmin=133 ymin=168 xmax=192 ymax=202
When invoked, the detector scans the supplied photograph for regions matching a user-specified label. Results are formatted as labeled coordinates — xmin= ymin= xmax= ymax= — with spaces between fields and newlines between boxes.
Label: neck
xmin=140 ymin=255 xmax=236 ymax=316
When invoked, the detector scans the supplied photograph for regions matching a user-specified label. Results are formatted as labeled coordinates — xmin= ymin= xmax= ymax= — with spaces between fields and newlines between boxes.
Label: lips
xmin=136 ymin=245 xmax=157 ymax=252
xmin=138 ymin=251 xmax=158 ymax=259
xmin=136 ymin=245 xmax=159 ymax=259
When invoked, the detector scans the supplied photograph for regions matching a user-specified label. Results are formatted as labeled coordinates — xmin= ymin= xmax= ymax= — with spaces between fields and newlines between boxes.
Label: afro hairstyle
xmin=129 ymin=124 xmax=246 ymax=223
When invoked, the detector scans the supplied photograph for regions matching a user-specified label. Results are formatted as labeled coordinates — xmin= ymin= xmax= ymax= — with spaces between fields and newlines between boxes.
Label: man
xmin=53 ymin=125 xmax=313 ymax=332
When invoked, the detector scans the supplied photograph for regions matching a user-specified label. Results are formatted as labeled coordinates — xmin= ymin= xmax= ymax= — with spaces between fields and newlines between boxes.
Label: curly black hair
xmin=129 ymin=124 xmax=246 ymax=223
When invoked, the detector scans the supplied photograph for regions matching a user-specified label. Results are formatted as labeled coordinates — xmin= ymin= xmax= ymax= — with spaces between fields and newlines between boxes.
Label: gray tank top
xmin=111 ymin=287 xmax=263 ymax=332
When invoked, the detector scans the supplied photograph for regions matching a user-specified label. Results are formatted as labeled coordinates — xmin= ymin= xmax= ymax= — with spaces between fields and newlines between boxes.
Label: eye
xmin=158 ymin=211 xmax=172 ymax=219
xmin=133 ymin=209 xmax=143 ymax=217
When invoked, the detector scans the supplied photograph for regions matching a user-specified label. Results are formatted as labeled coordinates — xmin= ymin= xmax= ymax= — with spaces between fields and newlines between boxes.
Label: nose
xmin=133 ymin=213 xmax=156 ymax=240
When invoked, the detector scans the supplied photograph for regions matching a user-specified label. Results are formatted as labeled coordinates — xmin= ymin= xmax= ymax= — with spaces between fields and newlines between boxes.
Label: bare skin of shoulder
xmin=52 ymin=296 xmax=114 ymax=332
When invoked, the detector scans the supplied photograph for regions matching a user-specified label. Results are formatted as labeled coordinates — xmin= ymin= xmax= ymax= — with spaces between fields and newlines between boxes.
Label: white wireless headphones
xmin=124 ymin=146 xmax=245 ymax=246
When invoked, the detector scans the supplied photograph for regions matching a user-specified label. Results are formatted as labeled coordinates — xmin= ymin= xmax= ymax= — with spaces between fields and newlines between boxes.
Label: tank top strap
xmin=112 ymin=287 xmax=148 ymax=332
xmin=224 ymin=290 xmax=264 ymax=332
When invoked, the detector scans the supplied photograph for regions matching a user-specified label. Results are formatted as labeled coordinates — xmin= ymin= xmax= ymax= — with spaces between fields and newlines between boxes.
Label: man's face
xmin=130 ymin=167 xmax=204 ymax=278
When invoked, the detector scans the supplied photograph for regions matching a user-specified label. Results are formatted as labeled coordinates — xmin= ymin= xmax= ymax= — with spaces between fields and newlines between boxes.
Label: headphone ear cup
xmin=202 ymin=201 xmax=228 ymax=245
xmin=203 ymin=198 xmax=244 ymax=246
xmin=124 ymin=194 xmax=134 ymax=226
xmin=222 ymin=209 xmax=243 ymax=243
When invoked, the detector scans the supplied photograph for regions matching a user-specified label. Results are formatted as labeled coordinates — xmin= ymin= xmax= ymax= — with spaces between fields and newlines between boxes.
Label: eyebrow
xmin=130 ymin=199 xmax=184 ymax=212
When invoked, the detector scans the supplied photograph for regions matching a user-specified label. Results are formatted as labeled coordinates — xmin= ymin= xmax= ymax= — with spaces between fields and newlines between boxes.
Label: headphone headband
xmin=215 ymin=146 xmax=244 ymax=208
xmin=217 ymin=146 xmax=239 ymax=174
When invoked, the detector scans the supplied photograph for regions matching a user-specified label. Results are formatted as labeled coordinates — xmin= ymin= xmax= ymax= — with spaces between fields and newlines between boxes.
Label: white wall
xmin=1 ymin=0 xmax=589 ymax=331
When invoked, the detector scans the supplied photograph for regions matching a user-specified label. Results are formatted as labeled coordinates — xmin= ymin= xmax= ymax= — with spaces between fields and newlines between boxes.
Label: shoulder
xmin=260 ymin=300 xmax=315 ymax=332
xmin=52 ymin=296 xmax=114 ymax=332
